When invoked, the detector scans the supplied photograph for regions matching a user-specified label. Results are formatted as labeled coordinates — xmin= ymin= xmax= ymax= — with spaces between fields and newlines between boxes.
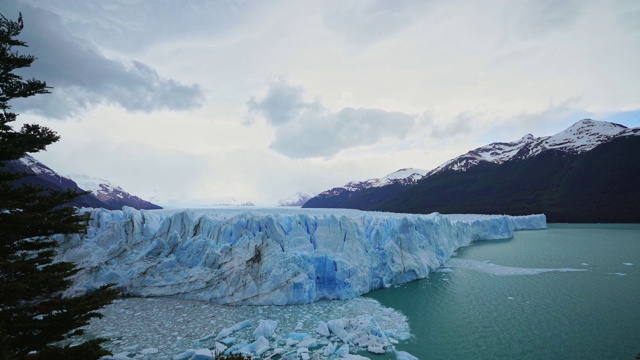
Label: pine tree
xmin=0 ymin=12 xmax=119 ymax=359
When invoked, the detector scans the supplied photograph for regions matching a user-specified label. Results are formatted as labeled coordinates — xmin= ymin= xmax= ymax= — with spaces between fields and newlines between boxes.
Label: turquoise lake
xmin=366 ymin=224 xmax=640 ymax=359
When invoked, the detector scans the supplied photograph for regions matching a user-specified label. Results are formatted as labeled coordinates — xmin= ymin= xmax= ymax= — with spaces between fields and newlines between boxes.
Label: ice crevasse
xmin=57 ymin=207 xmax=546 ymax=305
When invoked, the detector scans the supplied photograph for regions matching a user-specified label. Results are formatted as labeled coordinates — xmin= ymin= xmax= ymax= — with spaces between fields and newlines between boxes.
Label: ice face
xmin=57 ymin=207 xmax=545 ymax=305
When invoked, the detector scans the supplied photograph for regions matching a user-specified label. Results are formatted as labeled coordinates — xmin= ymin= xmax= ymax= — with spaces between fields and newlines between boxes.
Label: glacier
xmin=57 ymin=207 xmax=546 ymax=305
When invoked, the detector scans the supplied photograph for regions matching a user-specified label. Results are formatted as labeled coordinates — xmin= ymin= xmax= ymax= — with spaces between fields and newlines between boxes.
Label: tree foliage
xmin=0 ymin=12 xmax=119 ymax=359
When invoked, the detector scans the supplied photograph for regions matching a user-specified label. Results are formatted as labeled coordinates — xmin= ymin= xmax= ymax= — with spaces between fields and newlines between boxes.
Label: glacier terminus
xmin=58 ymin=207 xmax=546 ymax=306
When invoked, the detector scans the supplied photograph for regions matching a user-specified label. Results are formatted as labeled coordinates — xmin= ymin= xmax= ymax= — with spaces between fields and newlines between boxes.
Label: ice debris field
xmin=84 ymin=296 xmax=411 ymax=360
xmin=55 ymin=207 xmax=546 ymax=359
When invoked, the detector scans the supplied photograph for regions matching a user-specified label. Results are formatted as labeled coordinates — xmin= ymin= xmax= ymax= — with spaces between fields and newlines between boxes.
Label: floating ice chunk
xmin=281 ymin=350 xmax=299 ymax=360
xmin=623 ymin=263 xmax=633 ymax=266
xmin=173 ymin=350 xmax=195 ymax=360
xmin=295 ymin=321 xmax=304 ymax=330
xmin=227 ymin=341 xmax=249 ymax=353
xmin=285 ymin=338 xmax=298 ymax=347
xmin=240 ymin=336 xmax=271 ymax=356
xmin=581 ymin=263 xmax=589 ymax=266
xmin=216 ymin=320 xmax=251 ymax=339
xmin=286 ymin=332 xmax=312 ymax=341
xmin=327 ymin=320 xmax=350 ymax=342
xmin=219 ymin=337 xmax=236 ymax=345
xmin=297 ymin=338 xmax=318 ymax=349
xmin=197 ymin=333 xmax=216 ymax=343
xmin=191 ymin=348 xmax=213 ymax=360
xmin=253 ymin=319 xmax=278 ymax=340
xmin=395 ymin=350 xmax=419 ymax=360
xmin=447 ymin=258 xmax=587 ymax=275
xmin=335 ymin=344 xmax=350 ymax=357
xmin=214 ymin=342 xmax=227 ymax=354
xmin=615 ymin=273 xmax=627 ymax=276
xmin=105 ymin=353 xmax=132 ymax=360
xmin=324 ymin=342 xmax=337 ymax=356
xmin=507 ymin=297 xmax=514 ymax=300
xmin=438 ymin=267 xmax=454 ymax=273
xmin=315 ymin=321 xmax=330 ymax=336
xmin=367 ymin=342 xmax=386 ymax=354
xmin=141 ymin=348 xmax=158 ymax=354
xmin=269 ymin=348 xmax=285 ymax=358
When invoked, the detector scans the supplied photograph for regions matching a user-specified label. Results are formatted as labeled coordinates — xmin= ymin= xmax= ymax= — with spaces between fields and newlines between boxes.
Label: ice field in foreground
xmin=57 ymin=207 xmax=546 ymax=305
xmin=86 ymin=297 xmax=410 ymax=359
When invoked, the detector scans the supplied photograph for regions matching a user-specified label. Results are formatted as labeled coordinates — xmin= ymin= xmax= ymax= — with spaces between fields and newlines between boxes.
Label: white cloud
xmin=247 ymin=80 xmax=418 ymax=158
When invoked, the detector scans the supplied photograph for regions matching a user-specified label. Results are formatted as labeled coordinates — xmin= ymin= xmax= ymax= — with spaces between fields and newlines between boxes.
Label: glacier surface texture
xmin=58 ymin=207 xmax=546 ymax=305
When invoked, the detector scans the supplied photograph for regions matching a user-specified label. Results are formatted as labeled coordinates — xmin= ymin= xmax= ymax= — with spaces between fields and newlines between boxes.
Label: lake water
xmin=365 ymin=224 xmax=640 ymax=359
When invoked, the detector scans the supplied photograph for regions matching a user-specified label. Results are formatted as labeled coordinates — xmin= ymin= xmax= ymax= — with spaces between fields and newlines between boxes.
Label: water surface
xmin=366 ymin=224 xmax=640 ymax=359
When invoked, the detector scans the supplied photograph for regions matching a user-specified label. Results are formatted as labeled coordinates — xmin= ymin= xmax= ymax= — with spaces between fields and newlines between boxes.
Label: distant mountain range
xmin=4 ymin=155 xmax=161 ymax=210
xmin=304 ymin=119 xmax=640 ymax=223
xmin=277 ymin=192 xmax=314 ymax=206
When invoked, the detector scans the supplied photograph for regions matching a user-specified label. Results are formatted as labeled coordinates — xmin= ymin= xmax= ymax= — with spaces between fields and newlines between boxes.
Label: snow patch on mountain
xmin=67 ymin=174 xmax=161 ymax=209
xmin=69 ymin=174 xmax=126 ymax=198
xmin=18 ymin=154 xmax=59 ymax=177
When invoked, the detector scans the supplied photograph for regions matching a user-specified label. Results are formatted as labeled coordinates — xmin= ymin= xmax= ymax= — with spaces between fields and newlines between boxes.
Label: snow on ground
xmin=76 ymin=297 xmax=411 ymax=359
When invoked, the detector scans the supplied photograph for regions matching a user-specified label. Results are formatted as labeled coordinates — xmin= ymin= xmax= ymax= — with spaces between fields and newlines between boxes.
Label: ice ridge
xmin=57 ymin=208 xmax=546 ymax=305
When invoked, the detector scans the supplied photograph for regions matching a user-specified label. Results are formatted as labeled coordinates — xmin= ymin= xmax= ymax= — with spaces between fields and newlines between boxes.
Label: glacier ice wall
xmin=57 ymin=207 xmax=546 ymax=305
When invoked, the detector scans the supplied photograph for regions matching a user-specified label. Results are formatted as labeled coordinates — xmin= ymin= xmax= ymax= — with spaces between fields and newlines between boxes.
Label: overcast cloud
xmin=5 ymin=1 xmax=204 ymax=118
xmin=1 ymin=0 xmax=639 ymax=205
xmin=248 ymin=80 xmax=417 ymax=158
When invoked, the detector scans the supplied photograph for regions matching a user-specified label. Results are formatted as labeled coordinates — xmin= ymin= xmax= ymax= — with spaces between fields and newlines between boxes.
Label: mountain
xmin=68 ymin=174 xmax=161 ymax=210
xmin=277 ymin=192 xmax=314 ymax=206
xmin=303 ymin=168 xmax=427 ymax=209
xmin=426 ymin=119 xmax=630 ymax=176
xmin=304 ymin=119 xmax=640 ymax=223
xmin=4 ymin=155 xmax=161 ymax=210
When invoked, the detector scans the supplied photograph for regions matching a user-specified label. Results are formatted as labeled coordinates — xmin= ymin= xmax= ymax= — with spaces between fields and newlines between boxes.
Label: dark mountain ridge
xmin=304 ymin=120 xmax=640 ymax=223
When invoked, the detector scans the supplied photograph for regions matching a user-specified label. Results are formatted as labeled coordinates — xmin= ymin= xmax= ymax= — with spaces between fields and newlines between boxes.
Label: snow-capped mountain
xmin=68 ymin=174 xmax=161 ymax=210
xmin=317 ymin=168 xmax=428 ymax=198
xmin=319 ymin=119 xmax=634 ymax=194
xmin=277 ymin=192 xmax=314 ymax=206
xmin=5 ymin=155 xmax=161 ymax=210
xmin=428 ymin=119 xmax=631 ymax=176
xmin=304 ymin=119 xmax=640 ymax=222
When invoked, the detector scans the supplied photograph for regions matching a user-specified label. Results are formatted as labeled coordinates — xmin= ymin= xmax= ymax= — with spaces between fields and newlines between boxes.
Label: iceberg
xmin=57 ymin=207 xmax=545 ymax=305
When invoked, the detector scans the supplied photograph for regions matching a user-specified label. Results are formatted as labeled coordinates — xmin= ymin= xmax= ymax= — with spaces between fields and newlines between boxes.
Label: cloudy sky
xmin=2 ymin=0 xmax=640 ymax=206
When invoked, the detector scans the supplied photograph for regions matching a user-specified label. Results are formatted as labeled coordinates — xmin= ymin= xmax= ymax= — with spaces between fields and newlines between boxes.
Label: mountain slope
xmin=304 ymin=119 xmax=640 ymax=223
xmin=4 ymin=155 xmax=161 ymax=210
xmin=4 ymin=155 xmax=108 ymax=208
xmin=68 ymin=174 xmax=161 ymax=210
xmin=304 ymin=168 xmax=427 ymax=208
xmin=377 ymin=135 xmax=640 ymax=222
